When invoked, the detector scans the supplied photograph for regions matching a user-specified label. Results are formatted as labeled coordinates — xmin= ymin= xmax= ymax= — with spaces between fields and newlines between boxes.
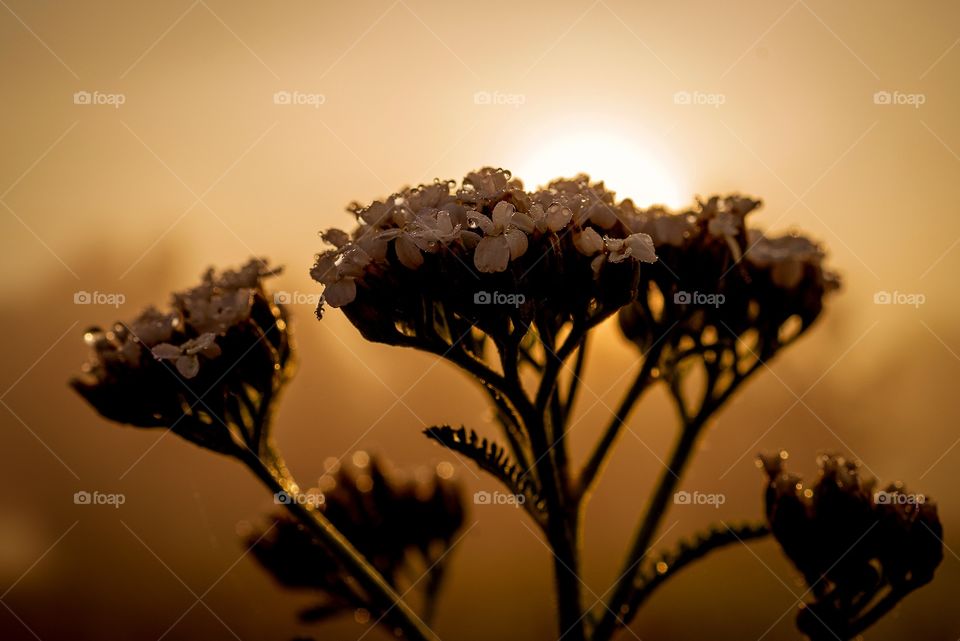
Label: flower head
xmin=71 ymin=259 xmax=292 ymax=455
xmin=617 ymin=196 xmax=839 ymax=415
xmin=759 ymin=451 xmax=942 ymax=640
xmin=249 ymin=454 xmax=464 ymax=626
xmin=311 ymin=168 xmax=657 ymax=348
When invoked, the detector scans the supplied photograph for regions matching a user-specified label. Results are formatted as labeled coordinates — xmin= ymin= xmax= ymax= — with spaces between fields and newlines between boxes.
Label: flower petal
xmin=573 ymin=228 xmax=603 ymax=256
xmin=474 ymin=236 xmax=510 ymax=273
xmin=151 ymin=343 xmax=181 ymax=360
xmin=176 ymin=354 xmax=200 ymax=379
xmin=624 ymin=233 xmax=658 ymax=263
xmin=321 ymin=228 xmax=351 ymax=248
xmin=466 ymin=210 xmax=494 ymax=235
xmin=545 ymin=204 xmax=572 ymax=231
xmin=395 ymin=235 xmax=425 ymax=269
xmin=505 ymin=228 xmax=528 ymax=260
xmin=324 ymin=279 xmax=358 ymax=307
xmin=492 ymin=201 xmax=515 ymax=230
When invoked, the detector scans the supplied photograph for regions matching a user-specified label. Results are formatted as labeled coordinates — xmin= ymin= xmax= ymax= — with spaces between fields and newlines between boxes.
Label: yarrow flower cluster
xmin=71 ymin=259 xmax=291 ymax=454
xmin=760 ymin=452 xmax=943 ymax=640
xmin=311 ymin=167 xmax=656 ymax=310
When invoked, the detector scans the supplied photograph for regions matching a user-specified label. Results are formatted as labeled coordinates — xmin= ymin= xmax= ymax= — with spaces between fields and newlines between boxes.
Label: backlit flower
xmin=760 ymin=451 xmax=942 ymax=641
xmin=71 ymin=259 xmax=292 ymax=455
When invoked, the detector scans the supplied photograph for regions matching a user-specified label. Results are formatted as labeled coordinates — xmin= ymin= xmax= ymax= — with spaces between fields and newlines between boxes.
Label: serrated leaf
xmin=424 ymin=425 xmax=546 ymax=523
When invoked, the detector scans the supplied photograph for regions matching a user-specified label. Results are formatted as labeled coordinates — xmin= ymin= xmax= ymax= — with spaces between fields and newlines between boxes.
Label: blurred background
xmin=1 ymin=0 xmax=959 ymax=639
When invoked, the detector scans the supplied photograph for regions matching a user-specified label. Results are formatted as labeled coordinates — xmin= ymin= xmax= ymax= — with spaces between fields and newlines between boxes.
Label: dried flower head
xmin=759 ymin=451 xmax=943 ymax=640
xmin=311 ymin=168 xmax=657 ymax=349
xmin=71 ymin=259 xmax=292 ymax=455
xmin=249 ymin=454 xmax=464 ymax=625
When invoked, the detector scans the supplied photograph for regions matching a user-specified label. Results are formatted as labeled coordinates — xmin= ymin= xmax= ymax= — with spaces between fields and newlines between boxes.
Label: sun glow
xmin=515 ymin=130 xmax=685 ymax=209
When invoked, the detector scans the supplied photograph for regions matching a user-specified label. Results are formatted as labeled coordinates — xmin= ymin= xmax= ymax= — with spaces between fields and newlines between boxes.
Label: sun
xmin=513 ymin=130 xmax=685 ymax=209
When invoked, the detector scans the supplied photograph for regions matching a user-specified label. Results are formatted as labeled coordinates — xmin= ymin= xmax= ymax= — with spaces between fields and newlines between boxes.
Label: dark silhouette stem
xmin=241 ymin=450 xmax=438 ymax=641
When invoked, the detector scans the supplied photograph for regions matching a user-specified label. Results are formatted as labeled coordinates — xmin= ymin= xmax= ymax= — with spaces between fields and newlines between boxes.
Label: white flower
xmin=605 ymin=233 xmax=658 ymax=264
xmin=311 ymin=244 xmax=373 ymax=307
xmin=469 ymin=201 xmax=530 ymax=273
xmin=576 ymin=198 xmax=619 ymax=229
xmin=128 ymin=307 xmax=178 ymax=346
xmin=461 ymin=168 xmax=511 ymax=201
xmin=708 ymin=211 xmax=744 ymax=260
xmin=151 ymin=332 xmax=222 ymax=379
xmin=376 ymin=210 xmax=467 ymax=270
xmin=645 ymin=215 xmax=693 ymax=247
xmin=586 ymin=232 xmax=658 ymax=276
xmin=746 ymin=231 xmax=823 ymax=289
xmin=176 ymin=287 xmax=254 ymax=335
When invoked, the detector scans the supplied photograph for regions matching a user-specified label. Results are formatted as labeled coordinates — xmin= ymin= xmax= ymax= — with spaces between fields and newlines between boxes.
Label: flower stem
xmin=240 ymin=449 xmax=438 ymax=641
xmin=592 ymin=412 xmax=705 ymax=641
xmin=623 ymin=522 xmax=769 ymax=617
